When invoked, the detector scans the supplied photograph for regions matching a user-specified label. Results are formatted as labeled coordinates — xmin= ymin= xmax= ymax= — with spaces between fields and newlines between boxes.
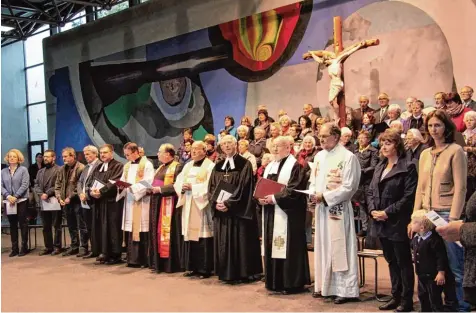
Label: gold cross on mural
xmin=303 ymin=17 xmax=380 ymax=127
xmin=274 ymin=236 xmax=285 ymax=249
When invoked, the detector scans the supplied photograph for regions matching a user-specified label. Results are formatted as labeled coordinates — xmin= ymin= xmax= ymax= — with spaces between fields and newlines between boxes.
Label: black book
xmin=210 ymin=179 xmax=236 ymax=203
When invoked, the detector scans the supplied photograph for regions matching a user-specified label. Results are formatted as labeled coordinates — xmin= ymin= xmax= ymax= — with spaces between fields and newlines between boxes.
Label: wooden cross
xmin=333 ymin=16 xmax=346 ymax=128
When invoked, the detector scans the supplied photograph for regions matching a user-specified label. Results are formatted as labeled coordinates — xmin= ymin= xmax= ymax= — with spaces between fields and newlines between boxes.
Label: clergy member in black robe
xmin=259 ymin=136 xmax=311 ymax=294
xmin=209 ymin=135 xmax=262 ymax=283
xmin=148 ymin=144 xmax=184 ymax=273
xmin=90 ymin=145 xmax=124 ymax=264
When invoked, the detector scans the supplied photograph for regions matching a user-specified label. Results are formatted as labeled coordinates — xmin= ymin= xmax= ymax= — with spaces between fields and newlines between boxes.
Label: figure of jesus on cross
xmin=303 ymin=17 xmax=379 ymax=127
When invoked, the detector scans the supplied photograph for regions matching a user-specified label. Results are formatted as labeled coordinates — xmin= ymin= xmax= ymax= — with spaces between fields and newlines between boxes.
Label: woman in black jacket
xmin=366 ymin=129 xmax=418 ymax=312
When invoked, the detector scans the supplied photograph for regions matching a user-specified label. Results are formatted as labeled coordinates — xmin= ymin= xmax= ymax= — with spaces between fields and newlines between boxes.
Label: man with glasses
xmin=401 ymin=97 xmax=417 ymax=120
xmin=310 ymin=123 xmax=361 ymax=304
xmin=89 ymin=144 xmax=124 ymax=265
xmin=259 ymin=136 xmax=310 ymax=294
xmin=35 ymin=149 xmax=62 ymax=255
xmin=461 ymin=86 xmax=476 ymax=110
xmin=148 ymin=144 xmax=183 ymax=273
xmin=376 ymin=93 xmax=391 ymax=124
xmin=209 ymin=135 xmax=262 ymax=283
xmin=174 ymin=141 xmax=215 ymax=279
xmin=352 ymin=95 xmax=375 ymax=133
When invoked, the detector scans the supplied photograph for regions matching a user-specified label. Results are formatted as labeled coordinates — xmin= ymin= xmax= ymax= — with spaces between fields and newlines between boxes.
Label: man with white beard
xmin=309 ymin=123 xmax=361 ymax=304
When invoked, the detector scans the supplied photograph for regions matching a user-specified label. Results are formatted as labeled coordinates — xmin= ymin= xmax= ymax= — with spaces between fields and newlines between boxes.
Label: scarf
xmin=463 ymin=128 xmax=476 ymax=143
xmin=297 ymin=148 xmax=315 ymax=166
xmin=446 ymin=103 xmax=465 ymax=117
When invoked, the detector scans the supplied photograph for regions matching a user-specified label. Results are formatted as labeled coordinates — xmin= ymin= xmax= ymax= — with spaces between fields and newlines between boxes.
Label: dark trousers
xmin=380 ymin=237 xmax=415 ymax=306
xmin=64 ymin=202 xmax=83 ymax=250
xmin=418 ymin=273 xmax=457 ymax=312
xmin=41 ymin=210 xmax=62 ymax=250
xmin=6 ymin=201 xmax=29 ymax=252
xmin=78 ymin=205 xmax=92 ymax=251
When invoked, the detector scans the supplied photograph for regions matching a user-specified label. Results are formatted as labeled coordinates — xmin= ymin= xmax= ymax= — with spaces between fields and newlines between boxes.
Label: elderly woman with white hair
xmin=464 ymin=110 xmax=476 ymax=200
xmin=339 ymin=127 xmax=356 ymax=151
xmin=249 ymin=127 xmax=268 ymax=168
xmin=405 ymin=128 xmax=427 ymax=163
xmin=385 ymin=103 xmax=402 ymax=126
xmin=390 ymin=120 xmax=405 ymax=138
xmin=296 ymin=135 xmax=319 ymax=249
xmin=237 ymin=125 xmax=250 ymax=141
xmin=279 ymin=115 xmax=292 ymax=136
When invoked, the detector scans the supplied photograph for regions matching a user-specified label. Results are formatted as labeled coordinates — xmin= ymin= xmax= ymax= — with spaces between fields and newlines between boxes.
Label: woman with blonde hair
xmin=1 ymin=149 xmax=30 ymax=257
xmin=240 ymin=116 xmax=254 ymax=140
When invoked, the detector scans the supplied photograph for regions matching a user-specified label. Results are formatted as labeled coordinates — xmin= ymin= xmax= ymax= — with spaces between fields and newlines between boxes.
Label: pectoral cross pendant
xmin=223 ymin=167 xmax=230 ymax=182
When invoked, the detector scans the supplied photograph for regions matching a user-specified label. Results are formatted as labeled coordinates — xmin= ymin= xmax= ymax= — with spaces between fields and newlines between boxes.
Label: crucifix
xmin=303 ymin=16 xmax=380 ymax=127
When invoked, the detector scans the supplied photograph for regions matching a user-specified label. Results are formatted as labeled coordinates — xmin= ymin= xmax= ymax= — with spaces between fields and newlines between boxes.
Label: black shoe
xmin=394 ymin=305 xmax=412 ymax=312
xmin=379 ymin=299 xmax=400 ymax=310
xmin=96 ymin=254 xmax=106 ymax=262
xmin=39 ymin=249 xmax=53 ymax=256
xmin=51 ymin=248 xmax=62 ymax=256
xmin=9 ymin=251 xmax=18 ymax=257
xmin=62 ymin=248 xmax=79 ymax=256
xmin=18 ymin=248 xmax=28 ymax=257
xmin=334 ymin=297 xmax=358 ymax=304
xmin=357 ymin=230 xmax=367 ymax=237
xmin=105 ymin=258 xmax=122 ymax=265
xmin=82 ymin=252 xmax=96 ymax=259
xmin=199 ymin=273 xmax=210 ymax=279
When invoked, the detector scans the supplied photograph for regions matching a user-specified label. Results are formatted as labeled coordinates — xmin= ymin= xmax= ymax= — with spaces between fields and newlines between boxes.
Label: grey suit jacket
xmin=77 ymin=160 xmax=102 ymax=201
xmin=465 ymin=99 xmax=476 ymax=111
xmin=375 ymin=106 xmax=389 ymax=124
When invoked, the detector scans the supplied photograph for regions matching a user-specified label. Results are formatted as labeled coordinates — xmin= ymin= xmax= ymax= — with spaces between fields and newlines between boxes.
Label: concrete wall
xmin=1 ymin=41 xmax=28 ymax=165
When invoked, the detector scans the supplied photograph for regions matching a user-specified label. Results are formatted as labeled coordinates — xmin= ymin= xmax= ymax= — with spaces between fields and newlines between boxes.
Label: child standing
xmin=410 ymin=210 xmax=458 ymax=312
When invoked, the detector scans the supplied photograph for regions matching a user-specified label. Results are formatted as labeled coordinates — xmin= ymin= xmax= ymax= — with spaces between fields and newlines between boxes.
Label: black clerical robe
xmin=209 ymin=154 xmax=263 ymax=282
xmin=263 ymin=155 xmax=311 ymax=291
xmin=149 ymin=161 xmax=184 ymax=273
xmin=91 ymin=159 xmax=124 ymax=261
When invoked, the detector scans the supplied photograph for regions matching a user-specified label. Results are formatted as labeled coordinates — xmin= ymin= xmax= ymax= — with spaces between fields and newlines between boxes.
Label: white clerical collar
xmin=221 ymin=154 xmax=236 ymax=170
xmin=412 ymin=114 xmax=422 ymax=119
xmin=99 ymin=161 xmax=109 ymax=172
xmin=268 ymin=161 xmax=280 ymax=175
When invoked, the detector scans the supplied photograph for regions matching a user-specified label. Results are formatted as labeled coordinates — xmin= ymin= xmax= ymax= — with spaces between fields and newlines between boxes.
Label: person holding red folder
xmin=259 ymin=135 xmax=311 ymax=295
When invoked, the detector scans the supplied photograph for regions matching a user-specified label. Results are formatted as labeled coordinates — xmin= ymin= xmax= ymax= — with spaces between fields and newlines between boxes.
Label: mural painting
xmin=48 ymin=0 xmax=456 ymax=160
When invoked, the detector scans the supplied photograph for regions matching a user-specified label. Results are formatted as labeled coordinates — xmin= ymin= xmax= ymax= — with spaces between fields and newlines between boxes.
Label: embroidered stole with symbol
xmin=263 ymin=155 xmax=296 ymax=259
xmin=156 ymin=161 xmax=179 ymax=258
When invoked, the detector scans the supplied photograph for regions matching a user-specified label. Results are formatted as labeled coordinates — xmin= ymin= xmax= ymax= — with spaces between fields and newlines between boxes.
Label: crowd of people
xmin=2 ymin=85 xmax=476 ymax=312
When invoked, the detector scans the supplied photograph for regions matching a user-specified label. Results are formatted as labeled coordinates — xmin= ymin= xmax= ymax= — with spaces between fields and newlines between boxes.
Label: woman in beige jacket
xmin=411 ymin=109 xmax=470 ymax=311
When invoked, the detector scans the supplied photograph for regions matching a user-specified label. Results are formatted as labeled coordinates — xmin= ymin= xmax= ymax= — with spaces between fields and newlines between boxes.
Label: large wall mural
xmin=48 ymin=0 xmax=465 ymax=159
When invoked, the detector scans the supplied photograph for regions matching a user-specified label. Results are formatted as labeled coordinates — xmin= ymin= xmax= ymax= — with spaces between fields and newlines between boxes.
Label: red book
xmin=109 ymin=180 xmax=132 ymax=188
xmin=253 ymin=177 xmax=286 ymax=199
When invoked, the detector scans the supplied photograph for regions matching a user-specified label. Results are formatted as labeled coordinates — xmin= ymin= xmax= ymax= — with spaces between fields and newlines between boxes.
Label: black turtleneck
xmin=193 ymin=157 xmax=206 ymax=167
xmin=131 ymin=156 xmax=142 ymax=164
